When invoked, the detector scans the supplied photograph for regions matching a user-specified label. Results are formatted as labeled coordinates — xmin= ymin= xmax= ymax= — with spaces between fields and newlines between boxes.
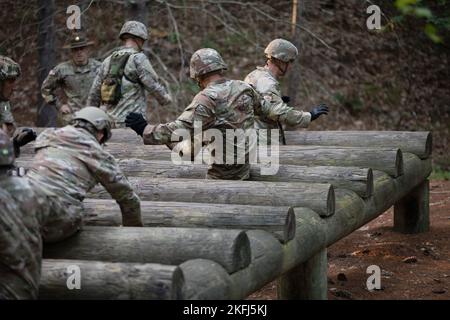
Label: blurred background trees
xmin=0 ymin=0 xmax=448 ymax=168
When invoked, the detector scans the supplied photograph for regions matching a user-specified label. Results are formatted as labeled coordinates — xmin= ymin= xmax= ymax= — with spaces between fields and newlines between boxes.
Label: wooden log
xmin=269 ymin=146 xmax=403 ymax=177
xmin=83 ymin=199 xmax=296 ymax=243
xmin=15 ymin=157 xmax=373 ymax=198
xmin=43 ymin=226 xmax=251 ymax=274
xmin=179 ymin=259 xmax=234 ymax=300
xmin=19 ymin=141 xmax=402 ymax=178
xmin=285 ymin=131 xmax=432 ymax=159
xmin=39 ymin=259 xmax=184 ymax=300
xmin=394 ymin=179 xmax=430 ymax=234
xmin=277 ymin=248 xmax=328 ymax=300
xmin=88 ymin=178 xmax=335 ymax=217
xmin=221 ymin=154 xmax=432 ymax=299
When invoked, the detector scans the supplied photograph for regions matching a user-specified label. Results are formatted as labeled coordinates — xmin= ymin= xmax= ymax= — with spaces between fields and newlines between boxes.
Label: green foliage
xmin=394 ymin=0 xmax=450 ymax=43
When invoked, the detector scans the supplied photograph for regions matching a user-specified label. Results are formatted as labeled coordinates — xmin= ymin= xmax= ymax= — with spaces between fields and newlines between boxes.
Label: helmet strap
xmin=270 ymin=58 xmax=289 ymax=77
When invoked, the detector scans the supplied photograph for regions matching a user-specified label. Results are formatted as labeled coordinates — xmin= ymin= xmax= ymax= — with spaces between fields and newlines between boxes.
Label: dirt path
xmin=249 ymin=180 xmax=450 ymax=300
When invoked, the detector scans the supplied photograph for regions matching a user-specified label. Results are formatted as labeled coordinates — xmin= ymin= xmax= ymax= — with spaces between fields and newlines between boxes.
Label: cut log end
xmin=366 ymin=168 xmax=374 ymax=198
xmin=396 ymin=149 xmax=404 ymax=177
xmin=326 ymin=185 xmax=336 ymax=217
xmin=232 ymin=231 xmax=252 ymax=273
xmin=285 ymin=207 xmax=296 ymax=242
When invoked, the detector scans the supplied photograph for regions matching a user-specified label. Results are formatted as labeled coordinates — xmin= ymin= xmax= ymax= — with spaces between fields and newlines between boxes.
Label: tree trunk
xmin=285 ymin=131 xmax=432 ymax=159
xmin=37 ymin=0 xmax=57 ymax=127
xmin=40 ymin=259 xmax=184 ymax=300
xmin=82 ymin=199 xmax=296 ymax=243
xmin=43 ymin=226 xmax=251 ymax=274
xmin=126 ymin=0 xmax=149 ymax=24
xmin=287 ymin=0 xmax=303 ymax=107
xmin=88 ymin=178 xmax=336 ymax=217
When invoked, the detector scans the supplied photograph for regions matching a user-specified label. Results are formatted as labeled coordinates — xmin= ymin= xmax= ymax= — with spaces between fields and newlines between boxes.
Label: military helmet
xmin=189 ymin=48 xmax=227 ymax=80
xmin=0 ymin=129 xmax=14 ymax=166
xmin=264 ymin=39 xmax=298 ymax=63
xmin=0 ymin=55 xmax=21 ymax=81
xmin=119 ymin=21 xmax=148 ymax=41
xmin=73 ymin=107 xmax=113 ymax=143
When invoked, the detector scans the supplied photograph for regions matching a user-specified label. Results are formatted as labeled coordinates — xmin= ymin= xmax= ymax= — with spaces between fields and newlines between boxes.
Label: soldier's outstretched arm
xmin=258 ymin=92 xmax=312 ymax=128
xmin=92 ymin=153 xmax=143 ymax=227
xmin=41 ymin=66 xmax=62 ymax=109
xmin=141 ymin=94 xmax=215 ymax=148
xmin=86 ymin=64 xmax=105 ymax=107
xmin=134 ymin=54 xmax=172 ymax=106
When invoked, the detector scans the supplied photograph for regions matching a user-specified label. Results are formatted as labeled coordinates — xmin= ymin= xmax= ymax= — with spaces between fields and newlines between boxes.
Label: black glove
xmin=125 ymin=112 xmax=148 ymax=137
xmin=310 ymin=104 xmax=329 ymax=121
xmin=281 ymin=96 xmax=291 ymax=103
xmin=13 ymin=128 xmax=37 ymax=148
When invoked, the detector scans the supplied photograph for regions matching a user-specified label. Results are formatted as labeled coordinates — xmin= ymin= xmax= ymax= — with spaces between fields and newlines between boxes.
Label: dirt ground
xmin=249 ymin=180 xmax=450 ymax=300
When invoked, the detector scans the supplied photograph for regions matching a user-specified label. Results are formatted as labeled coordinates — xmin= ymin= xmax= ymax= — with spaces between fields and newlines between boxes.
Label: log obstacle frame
xmin=24 ymin=129 xmax=432 ymax=300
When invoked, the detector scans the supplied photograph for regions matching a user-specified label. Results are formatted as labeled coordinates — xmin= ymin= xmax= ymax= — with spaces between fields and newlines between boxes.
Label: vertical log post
xmin=394 ymin=179 xmax=430 ymax=234
xmin=277 ymin=248 xmax=328 ymax=300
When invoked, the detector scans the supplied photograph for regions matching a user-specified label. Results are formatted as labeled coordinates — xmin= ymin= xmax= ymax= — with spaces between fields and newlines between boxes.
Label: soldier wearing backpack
xmin=87 ymin=21 xmax=172 ymax=127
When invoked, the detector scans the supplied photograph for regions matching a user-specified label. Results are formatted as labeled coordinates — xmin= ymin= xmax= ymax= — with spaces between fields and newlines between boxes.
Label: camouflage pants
xmin=39 ymin=194 xmax=84 ymax=243
xmin=206 ymin=164 xmax=250 ymax=180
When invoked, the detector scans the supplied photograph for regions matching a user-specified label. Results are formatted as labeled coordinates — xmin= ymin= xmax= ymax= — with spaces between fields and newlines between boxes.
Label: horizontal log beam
xmin=39 ymin=259 xmax=184 ymax=299
xmin=285 ymin=131 xmax=432 ymax=159
xmin=19 ymin=141 xmax=403 ymax=178
xmin=43 ymin=226 xmax=251 ymax=274
xmin=83 ymin=199 xmax=296 ymax=243
xmin=15 ymin=157 xmax=373 ymax=198
xmin=88 ymin=178 xmax=335 ymax=217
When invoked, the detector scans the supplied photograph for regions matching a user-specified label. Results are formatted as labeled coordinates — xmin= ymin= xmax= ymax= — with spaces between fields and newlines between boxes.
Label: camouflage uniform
xmin=41 ymin=59 xmax=101 ymax=126
xmin=0 ymin=55 xmax=21 ymax=135
xmin=245 ymin=66 xmax=311 ymax=130
xmin=142 ymin=49 xmax=258 ymax=180
xmin=0 ymin=130 xmax=47 ymax=299
xmin=245 ymin=39 xmax=311 ymax=143
xmin=87 ymin=21 xmax=171 ymax=127
xmin=0 ymin=101 xmax=15 ymax=127
xmin=26 ymin=124 xmax=142 ymax=243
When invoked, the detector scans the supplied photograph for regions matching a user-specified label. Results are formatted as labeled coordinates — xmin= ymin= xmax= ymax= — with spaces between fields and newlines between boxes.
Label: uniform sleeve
xmin=86 ymin=62 xmax=106 ymax=107
xmin=143 ymin=93 xmax=215 ymax=146
xmin=89 ymin=151 xmax=143 ymax=227
xmin=256 ymin=79 xmax=311 ymax=128
xmin=41 ymin=66 xmax=62 ymax=109
xmin=134 ymin=54 xmax=172 ymax=106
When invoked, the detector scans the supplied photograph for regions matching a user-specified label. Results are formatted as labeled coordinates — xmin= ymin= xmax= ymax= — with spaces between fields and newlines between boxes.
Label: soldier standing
xmin=26 ymin=107 xmax=143 ymax=243
xmin=41 ymin=33 xmax=101 ymax=126
xmin=0 ymin=55 xmax=37 ymax=153
xmin=125 ymin=48 xmax=259 ymax=180
xmin=87 ymin=21 xmax=172 ymax=128
xmin=0 ymin=129 xmax=47 ymax=299
xmin=245 ymin=38 xmax=329 ymax=144
xmin=0 ymin=55 xmax=20 ymax=137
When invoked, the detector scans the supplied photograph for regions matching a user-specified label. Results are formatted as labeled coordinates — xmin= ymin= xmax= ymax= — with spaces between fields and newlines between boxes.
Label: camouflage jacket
xmin=87 ymin=47 xmax=172 ymax=126
xmin=245 ymin=66 xmax=311 ymax=130
xmin=26 ymin=125 xmax=142 ymax=228
xmin=0 ymin=100 xmax=15 ymax=125
xmin=41 ymin=58 xmax=101 ymax=112
xmin=0 ymin=176 xmax=47 ymax=299
xmin=143 ymin=79 xmax=259 ymax=180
